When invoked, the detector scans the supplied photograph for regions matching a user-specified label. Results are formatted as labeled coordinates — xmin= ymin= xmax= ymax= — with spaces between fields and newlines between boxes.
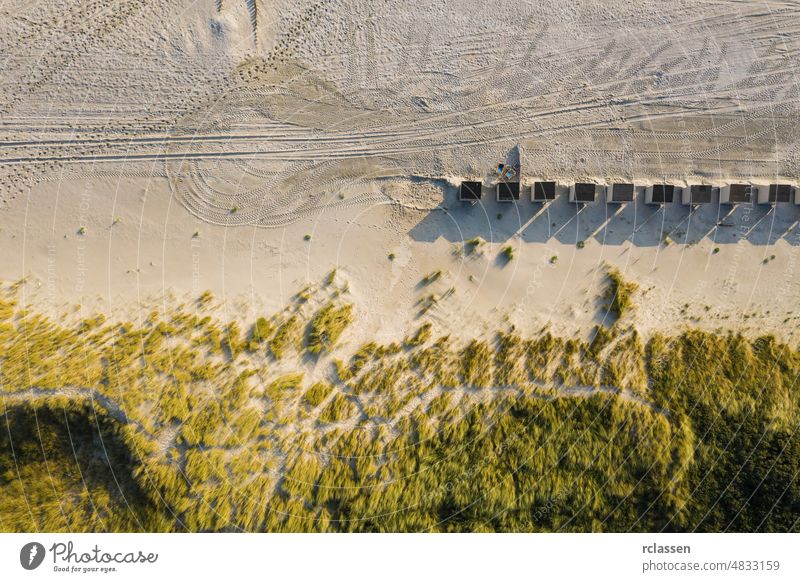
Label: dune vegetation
xmin=1 ymin=275 xmax=799 ymax=533
xmin=605 ymin=266 xmax=639 ymax=321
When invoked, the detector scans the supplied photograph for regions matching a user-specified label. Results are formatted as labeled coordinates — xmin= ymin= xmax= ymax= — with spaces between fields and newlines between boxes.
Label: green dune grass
xmin=1 ymin=275 xmax=799 ymax=533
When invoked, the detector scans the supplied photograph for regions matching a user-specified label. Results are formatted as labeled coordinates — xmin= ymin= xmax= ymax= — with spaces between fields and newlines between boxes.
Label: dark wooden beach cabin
xmin=719 ymin=184 xmax=751 ymax=205
xmin=569 ymin=183 xmax=596 ymax=203
xmin=459 ymin=181 xmax=482 ymax=202
xmin=606 ymin=183 xmax=635 ymax=203
xmin=757 ymin=184 xmax=793 ymax=204
xmin=532 ymin=181 xmax=556 ymax=202
xmin=645 ymin=184 xmax=675 ymax=205
xmin=682 ymin=184 xmax=713 ymax=205
xmin=496 ymin=181 xmax=520 ymax=202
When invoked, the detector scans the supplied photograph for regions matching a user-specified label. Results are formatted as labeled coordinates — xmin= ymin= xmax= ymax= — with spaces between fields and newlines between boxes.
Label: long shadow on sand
xmin=408 ymin=184 xmax=800 ymax=247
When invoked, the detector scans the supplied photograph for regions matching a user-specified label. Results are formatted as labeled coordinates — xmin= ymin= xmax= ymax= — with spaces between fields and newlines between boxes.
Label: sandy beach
xmin=2 ymin=0 xmax=799 ymax=347
xmin=1 ymin=169 xmax=799 ymax=350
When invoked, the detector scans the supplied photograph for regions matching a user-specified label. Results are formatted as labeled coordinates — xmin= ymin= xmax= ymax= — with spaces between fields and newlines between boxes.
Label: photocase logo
xmin=20 ymin=542 xmax=46 ymax=570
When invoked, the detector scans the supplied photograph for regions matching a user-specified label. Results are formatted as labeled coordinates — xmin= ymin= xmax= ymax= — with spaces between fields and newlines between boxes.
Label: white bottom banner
xmin=1 ymin=533 xmax=797 ymax=581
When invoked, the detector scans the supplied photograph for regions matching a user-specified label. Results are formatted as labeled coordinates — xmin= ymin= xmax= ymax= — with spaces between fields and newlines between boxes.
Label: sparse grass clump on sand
xmin=0 ymin=298 xmax=16 ymax=320
xmin=198 ymin=290 xmax=214 ymax=308
xmin=404 ymin=323 xmax=432 ymax=347
xmin=248 ymin=316 xmax=274 ymax=351
xmin=417 ymin=293 xmax=438 ymax=316
xmin=461 ymin=339 xmax=493 ymax=387
xmin=604 ymin=267 xmax=638 ymax=321
xmin=318 ymin=393 xmax=356 ymax=423
xmin=302 ymin=382 xmax=334 ymax=408
xmin=265 ymin=372 xmax=304 ymax=401
xmin=306 ymin=302 xmax=353 ymax=354
xmin=465 ymin=237 xmax=483 ymax=254
xmin=421 ymin=270 xmax=442 ymax=285
xmin=270 ymin=315 xmax=301 ymax=359
xmin=501 ymin=245 xmax=515 ymax=262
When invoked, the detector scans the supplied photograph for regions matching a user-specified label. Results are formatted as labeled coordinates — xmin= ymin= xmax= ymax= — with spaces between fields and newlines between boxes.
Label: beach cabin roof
xmin=497 ymin=181 xmax=520 ymax=202
xmin=726 ymin=184 xmax=751 ymax=204
xmin=459 ymin=181 xmax=482 ymax=201
xmin=608 ymin=183 xmax=635 ymax=202
xmin=651 ymin=184 xmax=675 ymax=204
xmin=573 ymin=183 xmax=596 ymax=202
xmin=533 ymin=181 xmax=556 ymax=201
xmin=769 ymin=184 xmax=792 ymax=203
xmin=685 ymin=184 xmax=713 ymax=204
